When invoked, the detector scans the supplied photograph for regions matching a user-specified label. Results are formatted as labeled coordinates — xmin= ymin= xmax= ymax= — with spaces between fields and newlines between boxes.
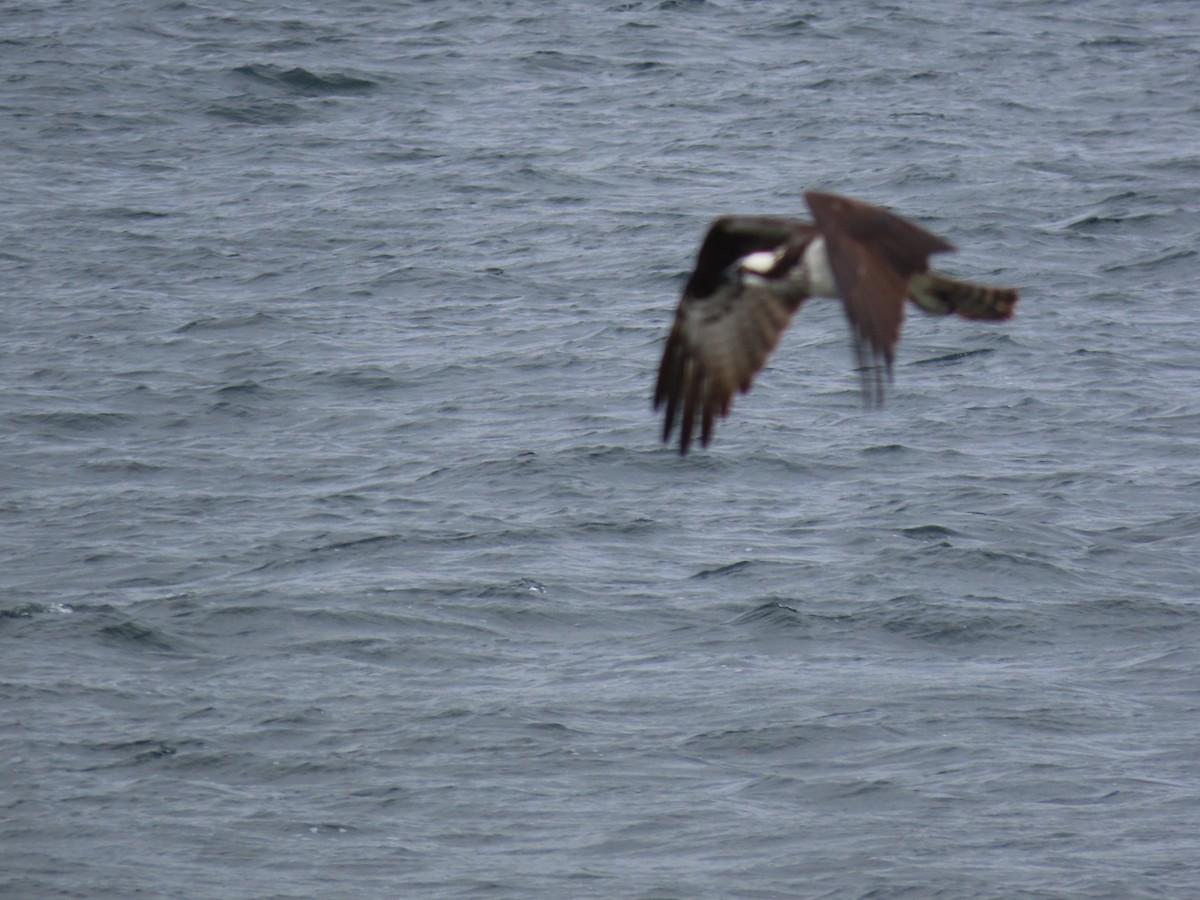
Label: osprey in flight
xmin=653 ymin=191 xmax=1018 ymax=454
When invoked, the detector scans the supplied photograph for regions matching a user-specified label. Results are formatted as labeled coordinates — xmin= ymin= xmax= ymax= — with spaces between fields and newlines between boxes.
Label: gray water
xmin=3 ymin=1 xmax=1200 ymax=897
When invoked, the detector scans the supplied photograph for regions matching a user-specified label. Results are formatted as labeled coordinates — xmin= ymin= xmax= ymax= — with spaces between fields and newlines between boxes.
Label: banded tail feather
xmin=909 ymin=272 xmax=1018 ymax=321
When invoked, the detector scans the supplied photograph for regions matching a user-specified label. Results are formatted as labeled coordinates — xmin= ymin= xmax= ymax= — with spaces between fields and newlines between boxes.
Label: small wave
xmin=176 ymin=312 xmax=279 ymax=333
xmin=311 ymin=367 xmax=403 ymax=392
xmin=81 ymin=459 xmax=165 ymax=476
xmin=522 ymin=50 xmax=607 ymax=75
xmin=206 ymin=99 xmax=301 ymax=125
xmin=232 ymin=64 xmax=377 ymax=94
xmin=900 ymin=524 xmax=959 ymax=541
xmin=0 ymin=603 xmax=47 ymax=620
xmin=725 ymin=600 xmax=804 ymax=627
xmin=99 ymin=620 xmax=194 ymax=654
xmin=215 ymin=380 xmax=267 ymax=397
xmin=81 ymin=738 xmax=204 ymax=770
xmin=1079 ymin=36 xmax=1145 ymax=49
xmin=911 ymin=347 xmax=994 ymax=367
xmin=692 ymin=560 xmax=752 ymax=579
xmin=95 ymin=207 xmax=170 ymax=220
xmin=1058 ymin=210 xmax=1161 ymax=234
xmin=851 ymin=593 xmax=1039 ymax=646
xmin=9 ymin=411 xmax=135 ymax=433
xmin=1101 ymin=247 xmax=1196 ymax=273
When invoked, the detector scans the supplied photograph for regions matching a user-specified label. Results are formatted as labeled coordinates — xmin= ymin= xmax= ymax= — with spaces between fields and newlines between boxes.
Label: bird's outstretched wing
xmin=804 ymin=191 xmax=955 ymax=404
xmin=654 ymin=216 xmax=815 ymax=454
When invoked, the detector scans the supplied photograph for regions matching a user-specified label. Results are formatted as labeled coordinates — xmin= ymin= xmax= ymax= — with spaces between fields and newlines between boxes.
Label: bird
xmin=653 ymin=191 xmax=1018 ymax=454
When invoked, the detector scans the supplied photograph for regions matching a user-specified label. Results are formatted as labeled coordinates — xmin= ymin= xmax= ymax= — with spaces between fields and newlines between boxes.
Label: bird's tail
xmin=909 ymin=272 xmax=1018 ymax=321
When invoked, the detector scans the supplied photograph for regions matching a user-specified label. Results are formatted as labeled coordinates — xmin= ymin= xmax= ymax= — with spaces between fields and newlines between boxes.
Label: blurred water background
xmin=3 ymin=0 xmax=1199 ymax=896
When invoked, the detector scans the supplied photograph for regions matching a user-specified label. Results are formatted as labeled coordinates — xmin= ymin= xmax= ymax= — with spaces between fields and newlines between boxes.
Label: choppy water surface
xmin=3 ymin=0 xmax=1200 ymax=896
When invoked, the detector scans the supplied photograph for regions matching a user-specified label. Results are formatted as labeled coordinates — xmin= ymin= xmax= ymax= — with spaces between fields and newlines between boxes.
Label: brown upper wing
xmin=804 ymin=191 xmax=955 ymax=403
xmin=655 ymin=216 xmax=815 ymax=454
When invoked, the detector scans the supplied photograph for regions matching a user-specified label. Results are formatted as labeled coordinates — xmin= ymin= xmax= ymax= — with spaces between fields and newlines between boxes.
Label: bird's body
xmin=797 ymin=237 xmax=840 ymax=299
xmin=654 ymin=191 xmax=1018 ymax=454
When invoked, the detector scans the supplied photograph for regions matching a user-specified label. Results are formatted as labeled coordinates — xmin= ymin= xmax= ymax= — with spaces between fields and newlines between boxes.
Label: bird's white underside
xmin=799 ymin=236 xmax=839 ymax=298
